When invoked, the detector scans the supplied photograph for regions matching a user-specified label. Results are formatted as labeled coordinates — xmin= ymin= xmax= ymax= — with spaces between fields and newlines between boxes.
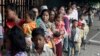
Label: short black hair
xmin=32 ymin=28 xmax=45 ymax=38
xmin=53 ymin=31 xmax=61 ymax=37
xmin=26 ymin=10 xmax=35 ymax=20
xmin=66 ymin=7 xmax=72 ymax=13
xmin=55 ymin=13 xmax=62 ymax=21
xmin=5 ymin=3 xmax=17 ymax=12
xmin=71 ymin=2 xmax=77 ymax=6
xmin=40 ymin=9 xmax=49 ymax=17
xmin=72 ymin=19 xmax=78 ymax=24
xmin=8 ymin=26 xmax=26 ymax=54
xmin=58 ymin=6 xmax=65 ymax=11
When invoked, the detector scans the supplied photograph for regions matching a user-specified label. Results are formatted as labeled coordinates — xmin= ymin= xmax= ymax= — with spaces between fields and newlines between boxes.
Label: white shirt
xmin=70 ymin=9 xmax=78 ymax=20
xmin=31 ymin=44 xmax=54 ymax=56
xmin=74 ymin=27 xmax=80 ymax=42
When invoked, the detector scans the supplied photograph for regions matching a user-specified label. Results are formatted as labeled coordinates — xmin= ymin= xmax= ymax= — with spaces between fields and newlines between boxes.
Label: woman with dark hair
xmin=7 ymin=26 xmax=27 ymax=56
xmin=39 ymin=9 xmax=57 ymax=54
xmin=40 ymin=9 xmax=52 ymax=30
xmin=36 ymin=9 xmax=51 ymax=35
xmin=58 ymin=6 xmax=66 ymax=15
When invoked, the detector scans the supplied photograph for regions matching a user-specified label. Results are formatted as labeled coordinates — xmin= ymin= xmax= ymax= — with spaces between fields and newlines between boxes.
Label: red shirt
xmin=6 ymin=19 xmax=25 ymax=29
xmin=5 ymin=19 xmax=25 ymax=34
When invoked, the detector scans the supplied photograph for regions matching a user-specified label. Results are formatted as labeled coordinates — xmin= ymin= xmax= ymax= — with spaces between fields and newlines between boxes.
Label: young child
xmin=53 ymin=13 xmax=68 ymax=46
xmin=69 ymin=20 xmax=80 ymax=56
xmin=79 ymin=14 xmax=89 ymax=50
xmin=52 ymin=13 xmax=66 ymax=35
xmin=52 ymin=13 xmax=68 ymax=56
xmin=81 ymin=23 xmax=89 ymax=50
xmin=77 ymin=22 xmax=84 ymax=54
xmin=31 ymin=28 xmax=54 ymax=56
xmin=23 ymin=10 xmax=37 ymax=49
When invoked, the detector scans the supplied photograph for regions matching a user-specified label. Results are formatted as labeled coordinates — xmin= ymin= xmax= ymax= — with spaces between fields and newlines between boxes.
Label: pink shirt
xmin=55 ymin=21 xmax=65 ymax=32
xmin=63 ymin=15 xmax=71 ymax=36
xmin=55 ymin=21 xmax=66 ymax=35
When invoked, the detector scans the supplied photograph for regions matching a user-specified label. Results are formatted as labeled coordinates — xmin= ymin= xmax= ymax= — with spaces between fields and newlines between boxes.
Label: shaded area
xmin=45 ymin=0 xmax=100 ymax=8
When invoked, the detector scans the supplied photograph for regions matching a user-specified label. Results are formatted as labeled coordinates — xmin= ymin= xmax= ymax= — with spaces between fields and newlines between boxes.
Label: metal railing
xmin=0 ymin=0 xmax=45 ymax=26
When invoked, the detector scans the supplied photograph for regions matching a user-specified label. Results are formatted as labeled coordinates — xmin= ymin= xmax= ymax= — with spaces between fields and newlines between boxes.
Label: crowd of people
xmin=0 ymin=2 xmax=95 ymax=56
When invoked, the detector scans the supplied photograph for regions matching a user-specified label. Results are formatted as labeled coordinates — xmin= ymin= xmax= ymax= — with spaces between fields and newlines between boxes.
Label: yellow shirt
xmin=78 ymin=29 xmax=84 ymax=43
xmin=23 ymin=21 xmax=36 ymax=37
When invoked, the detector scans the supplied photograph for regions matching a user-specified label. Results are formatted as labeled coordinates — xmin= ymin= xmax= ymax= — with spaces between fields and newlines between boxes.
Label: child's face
xmin=32 ymin=35 xmax=45 ymax=49
xmin=73 ymin=21 xmax=78 ymax=27
xmin=50 ymin=11 xmax=55 ymax=21
xmin=6 ymin=9 xmax=16 ymax=20
xmin=80 ymin=15 xmax=84 ymax=20
xmin=42 ymin=11 xmax=49 ymax=22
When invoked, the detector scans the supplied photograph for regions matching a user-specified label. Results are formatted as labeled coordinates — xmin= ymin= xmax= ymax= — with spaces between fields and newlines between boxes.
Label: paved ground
xmin=80 ymin=44 xmax=100 ymax=56
xmin=88 ymin=16 xmax=100 ymax=44
xmin=93 ymin=33 xmax=100 ymax=41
